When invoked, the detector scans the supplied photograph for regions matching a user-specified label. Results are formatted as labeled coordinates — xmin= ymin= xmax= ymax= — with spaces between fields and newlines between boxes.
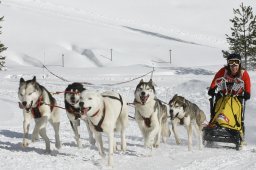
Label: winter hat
xmin=227 ymin=53 xmax=241 ymax=61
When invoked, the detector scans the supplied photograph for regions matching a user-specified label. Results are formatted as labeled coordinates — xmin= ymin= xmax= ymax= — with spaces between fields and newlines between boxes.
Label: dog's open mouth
xmin=19 ymin=101 xmax=33 ymax=112
xmin=81 ymin=107 xmax=91 ymax=115
xmin=140 ymin=95 xmax=149 ymax=104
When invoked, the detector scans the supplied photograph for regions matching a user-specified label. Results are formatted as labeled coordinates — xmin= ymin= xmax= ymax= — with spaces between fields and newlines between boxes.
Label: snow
xmin=1 ymin=0 xmax=256 ymax=169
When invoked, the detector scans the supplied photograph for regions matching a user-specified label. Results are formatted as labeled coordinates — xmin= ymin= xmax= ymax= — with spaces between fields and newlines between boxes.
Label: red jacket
xmin=210 ymin=67 xmax=251 ymax=95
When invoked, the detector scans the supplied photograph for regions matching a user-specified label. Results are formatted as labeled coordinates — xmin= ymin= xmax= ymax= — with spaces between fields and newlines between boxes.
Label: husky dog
xmin=168 ymin=94 xmax=206 ymax=151
xmin=79 ymin=90 xmax=128 ymax=166
xmin=134 ymin=79 xmax=171 ymax=148
xmin=64 ymin=82 xmax=95 ymax=147
xmin=18 ymin=76 xmax=61 ymax=153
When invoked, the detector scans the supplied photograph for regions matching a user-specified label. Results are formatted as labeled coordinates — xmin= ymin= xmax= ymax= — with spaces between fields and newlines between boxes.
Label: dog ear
xmin=20 ymin=77 xmax=25 ymax=84
xmin=32 ymin=76 xmax=36 ymax=83
xmin=140 ymin=79 xmax=144 ymax=83
xmin=149 ymin=79 xmax=155 ymax=86
xmin=168 ymin=99 xmax=172 ymax=105
xmin=169 ymin=94 xmax=177 ymax=105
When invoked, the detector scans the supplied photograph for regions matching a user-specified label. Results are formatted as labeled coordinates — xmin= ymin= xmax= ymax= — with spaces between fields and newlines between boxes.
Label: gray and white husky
xmin=134 ymin=79 xmax=170 ymax=148
xmin=18 ymin=76 xmax=61 ymax=153
xmin=64 ymin=82 xmax=95 ymax=147
xmin=168 ymin=94 xmax=206 ymax=151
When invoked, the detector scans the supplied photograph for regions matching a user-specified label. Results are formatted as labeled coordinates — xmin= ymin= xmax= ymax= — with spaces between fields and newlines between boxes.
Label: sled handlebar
xmin=214 ymin=77 xmax=244 ymax=96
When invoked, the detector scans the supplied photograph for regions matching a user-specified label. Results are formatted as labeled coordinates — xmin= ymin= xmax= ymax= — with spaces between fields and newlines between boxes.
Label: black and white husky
xmin=18 ymin=76 xmax=61 ymax=153
xmin=134 ymin=79 xmax=170 ymax=148
xmin=64 ymin=83 xmax=95 ymax=147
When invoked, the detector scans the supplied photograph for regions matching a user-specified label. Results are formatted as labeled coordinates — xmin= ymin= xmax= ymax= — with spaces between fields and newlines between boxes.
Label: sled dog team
xmin=18 ymin=76 xmax=206 ymax=166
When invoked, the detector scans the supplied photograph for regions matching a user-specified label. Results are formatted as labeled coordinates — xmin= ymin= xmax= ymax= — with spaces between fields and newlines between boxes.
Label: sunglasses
xmin=228 ymin=59 xmax=240 ymax=66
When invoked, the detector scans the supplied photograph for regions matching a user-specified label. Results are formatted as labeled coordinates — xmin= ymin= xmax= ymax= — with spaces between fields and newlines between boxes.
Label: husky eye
xmin=28 ymin=91 xmax=36 ymax=95
xmin=19 ymin=93 xmax=23 ymax=96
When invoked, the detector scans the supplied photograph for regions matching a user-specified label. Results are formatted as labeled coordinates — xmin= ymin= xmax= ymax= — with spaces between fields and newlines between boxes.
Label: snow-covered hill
xmin=2 ymin=0 xmax=254 ymax=68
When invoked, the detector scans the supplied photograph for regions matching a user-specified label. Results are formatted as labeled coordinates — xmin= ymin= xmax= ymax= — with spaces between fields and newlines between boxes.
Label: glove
xmin=244 ymin=92 xmax=250 ymax=100
xmin=208 ymin=88 xmax=215 ymax=96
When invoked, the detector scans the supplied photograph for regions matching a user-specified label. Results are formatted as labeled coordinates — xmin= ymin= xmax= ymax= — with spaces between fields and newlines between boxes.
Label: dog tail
xmin=199 ymin=110 xmax=206 ymax=123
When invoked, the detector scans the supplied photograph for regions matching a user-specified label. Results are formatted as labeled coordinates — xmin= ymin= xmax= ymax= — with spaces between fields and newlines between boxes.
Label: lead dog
xmin=134 ymin=79 xmax=170 ymax=148
xmin=79 ymin=90 xmax=128 ymax=166
xmin=64 ymin=83 xmax=95 ymax=147
xmin=168 ymin=94 xmax=206 ymax=151
xmin=18 ymin=76 xmax=61 ymax=153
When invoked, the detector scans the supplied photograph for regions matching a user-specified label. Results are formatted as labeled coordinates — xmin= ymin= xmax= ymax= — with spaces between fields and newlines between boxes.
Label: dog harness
xmin=171 ymin=112 xmax=185 ymax=125
xmin=65 ymin=102 xmax=81 ymax=119
xmin=90 ymin=94 xmax=123 ymax=132
xmin=31 ymin=95 xmax=55 ymax=118
xmin=135 ymin=99 xmax=162 ymax=128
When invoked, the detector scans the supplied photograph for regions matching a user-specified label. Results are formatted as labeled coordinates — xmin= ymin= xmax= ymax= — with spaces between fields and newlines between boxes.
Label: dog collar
xmin=90 ymin=102 xmax=106 ymax=132
xmin=90 ymin=109 xmax=100 ymax=118
xmin=66 ymin=103 xmax=81 ymax=119
xmin=133 ymin=99 xmax=143 ymax=105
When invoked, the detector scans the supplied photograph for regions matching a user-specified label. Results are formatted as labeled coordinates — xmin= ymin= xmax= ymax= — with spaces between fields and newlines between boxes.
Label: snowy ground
xmin=1 ymin=65 xmax=256 ymax=170
xmin=1 ymin=0 xmax=256 ymax=169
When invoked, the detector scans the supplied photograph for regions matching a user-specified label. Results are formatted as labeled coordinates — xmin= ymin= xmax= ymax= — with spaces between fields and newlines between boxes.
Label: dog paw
xmin=108 ymin=156 xmax=114 ymax=167
xmin=55 ymin=142 xmax=61 ymax=149
xmin=89 ymin=138 xmax=96 ymax=146
xmin=44 ymin=149 xmax=51 ymax=154
xmin=31 ymin=133 xmax=39 ymax=142
xmin=21 ymin=139 xmax=30 ymax=148
xmin=99 ymin=152 xmax=106 ymax=158
xmin=77 ymin=142 xmax=83 ymax=148
xmin=153 ymin=143 xmax=159 ymax=148
xmin=121 ymin=143 xmax=127 ymax=152
xmin=188 ymin=146 xmax=192 ymax=151
xmin=175 ymin=140 xmax=181 ymax=145
xmin=34 ymin=135 xmax=40 ymax=140
xmin=144 ymin=142 xmax=153 ymax=148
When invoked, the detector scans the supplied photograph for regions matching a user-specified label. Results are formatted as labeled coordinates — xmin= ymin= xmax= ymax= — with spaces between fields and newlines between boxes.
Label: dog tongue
xmin=140 ymin=95 xmax=149 ymax=104
xmin=80 ymin=108 xmax=89 ymax=120
xmin=82 ymin=107 xmax=89 ymax=115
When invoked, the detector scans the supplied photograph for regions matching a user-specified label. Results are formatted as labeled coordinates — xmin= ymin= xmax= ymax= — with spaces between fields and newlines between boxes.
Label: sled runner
xmin=203 ymin=77 xmax=246 ymax=150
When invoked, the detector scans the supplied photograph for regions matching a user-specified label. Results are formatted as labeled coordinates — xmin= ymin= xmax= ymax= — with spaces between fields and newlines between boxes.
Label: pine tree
xmin=224 ymin=3 xmax=256 ymax=70
xmin=0 ymin=16 xmax=7 ymax=70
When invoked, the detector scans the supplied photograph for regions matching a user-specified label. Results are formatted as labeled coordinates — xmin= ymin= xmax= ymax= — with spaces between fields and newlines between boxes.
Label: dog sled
xmin=203 ymin=77 xmax=246 ymax=150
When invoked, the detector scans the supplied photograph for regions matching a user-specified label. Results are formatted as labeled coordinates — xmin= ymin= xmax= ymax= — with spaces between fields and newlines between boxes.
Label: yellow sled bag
xmin=211 ymin=96 xmax=243 ymax=134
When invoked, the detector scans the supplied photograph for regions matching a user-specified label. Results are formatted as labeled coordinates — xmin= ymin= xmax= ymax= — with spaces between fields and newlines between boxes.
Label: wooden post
xmin=110 ymin=49 xmax=113 ymax=61
xmin=169 ymin=49 xmax=172 ymax=64
xmin=62 ymin=54 xmax=64 ymax=67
